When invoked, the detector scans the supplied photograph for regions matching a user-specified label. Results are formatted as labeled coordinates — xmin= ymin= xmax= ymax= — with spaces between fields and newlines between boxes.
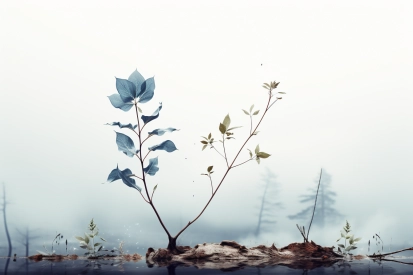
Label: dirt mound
xmin=146 ymin=240 xmax=342 ymax=270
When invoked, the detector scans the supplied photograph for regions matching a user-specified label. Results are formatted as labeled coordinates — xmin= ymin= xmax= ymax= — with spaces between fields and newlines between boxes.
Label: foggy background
xmin=1 ymin=1 xmax=412 ymax=257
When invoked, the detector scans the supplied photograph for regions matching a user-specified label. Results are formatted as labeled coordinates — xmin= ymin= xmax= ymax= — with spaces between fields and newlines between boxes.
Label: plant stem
xmin=222 ymin=134 xmax=229 ymax=167
xmin=232 ymin=158 xmax=254 ymax=168
xmin=211 ymin=145 xmax=225 ymax=159
xmin=173 ymin=89 xmax=276 ymax=241
xmin=306 ymin=168 xmax=322 ymax=242
xmin=134 ymin=103 xmax=172 ymax=240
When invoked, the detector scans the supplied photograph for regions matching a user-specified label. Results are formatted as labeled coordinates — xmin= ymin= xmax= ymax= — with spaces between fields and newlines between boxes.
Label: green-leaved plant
xmin=75 ymin=219 xmax=106 ymax=257
xmin=104 ymin=69 xmax=284 ymax=253
xmin=336 ymin=220 xmax=361 ymax=255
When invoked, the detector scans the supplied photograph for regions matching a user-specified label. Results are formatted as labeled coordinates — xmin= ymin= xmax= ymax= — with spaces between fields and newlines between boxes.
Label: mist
xmin=1 ymin=0 xmax=412 ymax=258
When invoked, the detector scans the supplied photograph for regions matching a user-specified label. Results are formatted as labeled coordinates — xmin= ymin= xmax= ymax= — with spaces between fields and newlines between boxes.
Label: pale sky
xmin=1 ymin=1 xmax=412 ymax=255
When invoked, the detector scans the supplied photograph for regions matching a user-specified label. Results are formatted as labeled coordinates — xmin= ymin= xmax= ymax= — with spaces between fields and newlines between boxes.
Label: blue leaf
xmin=116 ymin=78 xmax=136 ymax=102
xmin=149 ymin=140 xmax=178 ymax=152
xmin=105 ymin=165 xmax=141 ymax=192
xmin=143 ymin=157 xmax=159 ymax=176
xmin=138 ymin=77 xmax=155 ymax=103
xmin=108 ymin=94 xmax=134 ymax=112
xmin=128 ymin=69 xmax=145 ymax=96
xmin=148 ymin=128 xmax=178 ymax=136
xmin=115 ymin=132 xmax=139 ymax=157
xmin=106 ymin=122 xmax=137 ymax=130
xmin=141 ymin=103 xmax=162 ymax=124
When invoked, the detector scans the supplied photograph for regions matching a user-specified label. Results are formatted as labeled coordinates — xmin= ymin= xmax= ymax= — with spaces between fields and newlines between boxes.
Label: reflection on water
xmin=1 ymin=257 xmax=413 ymax=275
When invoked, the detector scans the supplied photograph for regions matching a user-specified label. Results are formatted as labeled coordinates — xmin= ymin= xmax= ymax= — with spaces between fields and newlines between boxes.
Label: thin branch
xmin=232 ymin=158 xmax=254 ymax=169
xmin=129 ymin=174 xmax=143 ymax=181
xmin=296 ymin=224 xmax=309 ymax=243
xmin=142 ymin=150 xmax=151 ymax=162
xmin=210 ymin=145 xmax=225 ymax=159
xmin=222 ymin=135 xmax=229 ymax=168
xmin=173 ymin=87 xmax=277 ymax=240
xmin=134 ymin=103 xmax=172 ymax=239
xmin=367 ymin=247 xmax=413 ymax=258
xmin=208 ymin=175 xmax=213 ymax=196
xmin=141 ymin=134 xmax=153 ymax=145
xmin=306 ymin=168 xmax=322 ymax=242
xmin=249 ymin=115 xmax=253 ymax=135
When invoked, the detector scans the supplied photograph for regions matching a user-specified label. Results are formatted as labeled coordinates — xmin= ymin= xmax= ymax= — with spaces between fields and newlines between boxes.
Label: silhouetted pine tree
xmin=255 ymin=168 xmax=283 ymax=236
xmin=288 ymin=170 xmax=342 ymax=227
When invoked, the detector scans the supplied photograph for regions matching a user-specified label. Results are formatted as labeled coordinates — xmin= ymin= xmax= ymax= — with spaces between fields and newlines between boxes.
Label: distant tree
xmin=1 ymin=183 xmax=12 ymax=273
xmin=288 ymin=170 xmax=342 ymax=228
xmin=254 ymin=168 xmax=283 ymax=236
xmin=16 ymin=227 xmax=41 ymax=257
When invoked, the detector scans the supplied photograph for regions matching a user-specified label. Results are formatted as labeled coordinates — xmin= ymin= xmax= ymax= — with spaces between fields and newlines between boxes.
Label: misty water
xmin=1 ymin=255 xmax=413 ymax=274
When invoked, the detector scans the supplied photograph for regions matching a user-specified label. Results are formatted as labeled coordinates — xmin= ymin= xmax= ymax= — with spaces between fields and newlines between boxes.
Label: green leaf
xmin=223 ymin=114 xmax=231 ymax=128
xmin=242 ymin=109 xmax=250 ymax=115
xmin=207 ymin=166 xmax=213 ymax=173
xmin=354 ymin=237 xmax=361 ymax=242
xmin=256 ymin=157 xmax=261 ymax=164
xmin=252 ymin=131 xmax=259 ymax=135
xmin=153 ymin=184 xmax=158 ymax=192
xmin=100 ymin=237 xmax=106 ymax=242
xmin=247 ymin=149 xmax=252 ymax=158
xmin=338 ymin=247 xmax=342 ymax=253
xmin=202 ymin=144 xmax=207 ymax=151
xmin=227 ymin=126 xmax=242 ymax=131
xmin=84 ymin=234 xmax=90 ymax=244
xmin=208 ymin=133 xmax=211 ymax=139
xmin=75 ymin=236 xmax=85 ymax=242
xmin=263 ymin=83 xmax=270 ymax=88
xmin=80 ymin=245 xmax=88 ymax=249
xmin=137 ymin=106 xmax=142 ymax=113
xmin=249 ymin=104 xmax=254 ymax=112
xmin=219 ymin=123 xmax=226 ymax=134
xmin=255 ymin=144 xmax=260 ymax=154
xmin=252 ymin=110 xmax=260 ymax=115
xmin=338 ymin=244 xmax=345 ymax=248
xmin=256 ymin=152 xmax=270 ymax=158
xmin=94 ymin=243 xmax=102 ymax=247
xmin=201 ymin=140 xmax=208 ymax=144
xmin=278 ymin=92 xmax=286 ymax=94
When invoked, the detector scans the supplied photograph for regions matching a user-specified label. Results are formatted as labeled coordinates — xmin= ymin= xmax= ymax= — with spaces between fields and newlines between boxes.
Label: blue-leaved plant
xmin=104 ymin=69 xmax=284 ymax=254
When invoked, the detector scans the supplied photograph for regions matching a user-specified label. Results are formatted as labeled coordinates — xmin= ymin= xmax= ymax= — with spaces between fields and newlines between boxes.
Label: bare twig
xmin=368 ymin=247 xmax=413 ymax=258
xmin=307 ymin=168 xmax=322 ymax=241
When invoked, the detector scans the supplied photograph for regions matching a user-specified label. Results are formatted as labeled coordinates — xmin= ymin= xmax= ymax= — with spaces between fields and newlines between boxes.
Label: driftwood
xmin=367 ymin=246 xmax=413 ymax=258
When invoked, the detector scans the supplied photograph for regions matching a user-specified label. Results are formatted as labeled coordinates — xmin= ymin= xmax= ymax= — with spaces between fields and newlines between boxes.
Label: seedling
xmin=336 ymin=220 xmax=361 ymax=255
xmin=104 ymin=69 xmax=284 ymax=253
xmin=37 ymin=233 xmax=67 ymax=256
xmin=368 ymin=233 xmax=384 ymax=255
xmin=75 ymin=219 xmax=107 ymax=257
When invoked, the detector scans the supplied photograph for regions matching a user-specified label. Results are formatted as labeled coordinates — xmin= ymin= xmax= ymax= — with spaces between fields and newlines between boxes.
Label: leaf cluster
xmin=200 ymin=133 xmax=215 ymax=151
xmin=75 ymin=219 xmax=107 ymax=257
xmin=336 ymin=220 xmax=361 ymax=255
xmin=247 ymin=144 xmax=270 ymax=164
xmin=104 ymin=69 xmax=179 ymax=194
